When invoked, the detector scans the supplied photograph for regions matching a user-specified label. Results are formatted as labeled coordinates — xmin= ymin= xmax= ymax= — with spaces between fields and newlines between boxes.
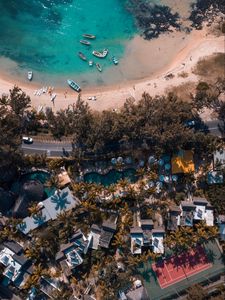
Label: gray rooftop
xmin=12 ymin=253 xmax=29 ymax=267
xmin=193 ymin=197 xmax=209 ymax=204
xmin=102 ymin=221 xmax=117 ymax=232
xmin=181 ymin=201 xmax=196 ymax=209
xmin=141 ymin=219 xmax=154 ymax=226
xmin=3 ymin=241 xmax=23 ymax=254
xmin=126 ymin=286 xmax=149 ymax=300
xmin=130 ymin=227 xmax=143 ymax=234
xmin=169 ymin=205 xmax=181 ymax=213
xmin=152 ymin=227 xmax=165 ymax=234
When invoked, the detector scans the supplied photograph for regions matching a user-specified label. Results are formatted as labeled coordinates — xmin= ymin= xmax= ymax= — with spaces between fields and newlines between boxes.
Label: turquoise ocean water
xmin=0 ymin=0 xmax=137 ymax=87
xmin=1 ymin=1 xmax=194 ymax=88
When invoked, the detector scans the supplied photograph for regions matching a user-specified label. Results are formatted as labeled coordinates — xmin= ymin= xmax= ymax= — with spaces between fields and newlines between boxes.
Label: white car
xmin=22 ymin=136 xmax=33 ymax=144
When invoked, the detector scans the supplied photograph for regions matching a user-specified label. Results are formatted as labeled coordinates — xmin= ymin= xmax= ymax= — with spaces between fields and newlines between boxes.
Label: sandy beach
xmin=0 ymin=27 xmax=224 ymax=112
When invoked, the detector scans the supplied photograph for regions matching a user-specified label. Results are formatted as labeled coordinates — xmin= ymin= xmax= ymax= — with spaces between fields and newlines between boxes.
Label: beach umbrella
xmin=117 ymin=157 xmax=123 ymax=163
xmin=163 ymin=155 xmax=171 ymax=163
xmin=139 ymin=160 xmax=145 ymax=167
xmin=148 ymin=181 xmax=155 ymax=188
xmin=165 ymin=163 xmax=171 ymax=170
xmin=156 ymin=181 xmax=163 ymax=188
xmin=125 ymin=157 xmax=132 ymax=164
xmin=148 ymin=156 xmax=156 ymax=164
xmin=172 ymin=175 xmax=178 ymax=182
xmin=159 ymin=175 xmax=165 ymax=182
xmin=158 ymin=159 xmax=164 ymax=166
xmin=111 ymin=158 xmax=117 ymax=165
xmin=164 ymin=176 xmax=170 ymax=183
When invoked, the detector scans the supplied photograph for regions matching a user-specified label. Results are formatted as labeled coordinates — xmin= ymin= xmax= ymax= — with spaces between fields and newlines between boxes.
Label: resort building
xmin=126 ymin=285 xmax=149 ymax=300
xmin=0 ymin=241 xmax=33 ymax=288
xmin=141 ymin=219 xmax=154 ymax=247
xmin=39 ymin=277 xmax=61 ymax=299
xmin=213 ymin=149 xmax=225 ymax=170
xmin=207 ymin=170 xmax=224 ymax=184
xmin=130 ymin=226 xmax=144 ymax=255
xmin=178 ymin=201 xmax=196 ymax=226
xmin=88 ymin=224 xmax=101 ymax=250
xmin=167 ymin=205 xmax=181 ymax=231
xmin=57 ymin=169 xmax=71 ymax=188
xmin=56 ymin=230 xmax=88 ymax=277
xmin=151 ymin=228 xmax=165 ymax=254
xmin=18 ymin=187 xmax=79 ymax=234
xmin=99 ymin=216 xmax=118 ymax=249
xmin=193 ymin=197 xmax=214 ymax=226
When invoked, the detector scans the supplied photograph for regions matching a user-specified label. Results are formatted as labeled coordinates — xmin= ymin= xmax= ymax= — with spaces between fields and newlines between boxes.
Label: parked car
xmin=22 ymin=136 xmax=33 ymax=144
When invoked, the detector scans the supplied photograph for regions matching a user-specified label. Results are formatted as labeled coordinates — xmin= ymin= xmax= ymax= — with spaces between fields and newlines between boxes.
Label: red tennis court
xmin=152 ymin=246 xmax=212 ymax=289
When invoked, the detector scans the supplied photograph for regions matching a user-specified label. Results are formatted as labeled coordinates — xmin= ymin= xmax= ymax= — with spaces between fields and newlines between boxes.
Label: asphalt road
xmin=22 ymin=140 xmax=73 ymax=157
xmin=21 ymin=120 xmax=224 ymax=156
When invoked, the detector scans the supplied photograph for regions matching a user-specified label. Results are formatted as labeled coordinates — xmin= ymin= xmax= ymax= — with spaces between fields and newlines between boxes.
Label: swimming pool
xmin=11 ymin=171 xmax=54 ymax=198
xmin=84 ymin=168 xmax=137 ymax=186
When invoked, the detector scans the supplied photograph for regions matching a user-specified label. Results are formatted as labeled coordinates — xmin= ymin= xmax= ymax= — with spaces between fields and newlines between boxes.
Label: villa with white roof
xmin=193 ymin=197 xmax=214 ymax=226
xmin=151 ymin=228 xmax=165 ymax=254
xmin=0 ymin=241 xmax=33 ymax=288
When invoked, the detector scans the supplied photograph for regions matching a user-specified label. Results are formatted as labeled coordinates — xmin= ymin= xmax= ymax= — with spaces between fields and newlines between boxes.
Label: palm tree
xmin=45 ymin=174 xmax=60 ymax=190
xmin=25 ymin=246 xmax=40 ymax=261
xmin=28 ymin=202 xmax=40 ymax=216
xmin=22 ymin=264 xmax=47 ymax=290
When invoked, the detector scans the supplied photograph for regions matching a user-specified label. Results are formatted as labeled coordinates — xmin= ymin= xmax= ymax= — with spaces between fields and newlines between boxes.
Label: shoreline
xmin=0 ymin=27 xmax=224 ymax=112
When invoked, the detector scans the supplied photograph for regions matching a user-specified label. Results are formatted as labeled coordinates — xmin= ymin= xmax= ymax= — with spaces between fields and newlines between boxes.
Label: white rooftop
xmin=19 ymin=187 xmax=78 ymax=234
xmin=0 ymin=248 xmax=22 ymax=282
xmin=152 ymin=233 xmax=164 ymax=254
xmin=131 ymin=233 xmax=143 ymax=255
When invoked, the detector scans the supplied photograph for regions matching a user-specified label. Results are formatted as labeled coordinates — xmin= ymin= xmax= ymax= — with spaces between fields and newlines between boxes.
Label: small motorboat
xmin=92 ymin=49 xmax=108 ymax=58
xmin=88 ymin=96 xmax=97 ymax=101
xmin=96 ymin=63 xmax=102 ymax=72
xmin=67 ymin=79 xmax=81 ymax=92
xmin=89 ymin=60 xmax=94 ymax=67
xmin=27 ymin=71 xmax=33 ymax=81
xmin=80 ymin=39 xmax=91 ymax=46
xmin=112 ymin=56 xmax=119 ymax=65
xmin=78 ymin=51 xmax=87 ymax=61
xmin=82 ymin=34 xmax=96 ymax=39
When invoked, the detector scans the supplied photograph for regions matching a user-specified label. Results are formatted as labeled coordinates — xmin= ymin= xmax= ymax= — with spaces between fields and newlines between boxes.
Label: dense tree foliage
xmin=0 ymin=86 xmax=31 ymax=184
xmin=46 ymin=92 xmax=220 ymax=158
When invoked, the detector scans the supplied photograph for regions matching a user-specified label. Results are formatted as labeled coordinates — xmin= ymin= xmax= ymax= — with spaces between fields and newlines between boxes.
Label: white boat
xmin=67 ymin=79 xmax=81 ymax=92
xmin=27 ymin=71 xmax=33 ymax=81
xmin=96 ymin=63 xmax=102 ymax=72
xmin=80 ymin=39 xmax=91 ymax=46
xmin=78 ymin=51 xmax=87 ymax=61
xmin=89 ymin=60 xmax=94 ymax=67
xmin=92 ymin=49 xmax=108 ymax=58
xmin=82 ymin=34 xmax=96 ymax=39
xmin=112 ymin=56 xmax=119 ymax=65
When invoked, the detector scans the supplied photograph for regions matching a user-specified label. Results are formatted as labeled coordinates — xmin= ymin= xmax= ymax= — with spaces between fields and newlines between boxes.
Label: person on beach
xmin=64 ymin=91 xmax=67 ymax=98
